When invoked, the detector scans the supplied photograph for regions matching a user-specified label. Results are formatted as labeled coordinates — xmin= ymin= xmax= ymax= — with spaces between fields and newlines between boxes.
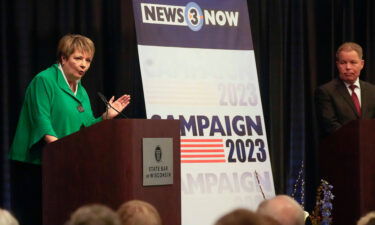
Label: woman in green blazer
xmin=9 ymin=34 xmax=131 ymax=225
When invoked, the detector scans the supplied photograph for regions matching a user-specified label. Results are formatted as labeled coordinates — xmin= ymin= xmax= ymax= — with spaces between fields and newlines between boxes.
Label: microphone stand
xmin=97 ymin=92 xmax=128 ymax=118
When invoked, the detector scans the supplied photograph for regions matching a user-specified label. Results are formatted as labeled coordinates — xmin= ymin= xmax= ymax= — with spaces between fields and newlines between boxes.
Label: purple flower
xmin=310 ymin=179 xmax=334 ymax=225
xmin=322 ymin=210 xmax=331 ymax=217
xmin=322 ymin=202 xmax=333 ymax=209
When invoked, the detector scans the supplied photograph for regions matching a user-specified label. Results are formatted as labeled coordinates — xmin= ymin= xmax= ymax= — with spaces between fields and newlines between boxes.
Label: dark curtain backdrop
xmin=1 ymin=0 xmax=375 ymax=214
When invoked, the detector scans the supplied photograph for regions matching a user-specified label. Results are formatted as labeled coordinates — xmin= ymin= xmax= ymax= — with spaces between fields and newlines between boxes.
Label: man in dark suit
xmin=315 ymin=42 xmax=375 ymax=136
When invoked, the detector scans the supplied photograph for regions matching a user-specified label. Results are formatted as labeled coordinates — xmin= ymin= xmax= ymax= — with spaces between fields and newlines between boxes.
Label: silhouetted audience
xmin=0 ymin=209 xmax=19 ymax=225
xmin=257 ymin=195 xmax=305 ymax=225
xmin=214 ymin=208 xmax=281 ymax=225
xmin=65 ymin=204 xmax=121 ymax=225
xmin=117 ymin=200 xmax=162 ymax=225
xmin=357 ymin=211 xmax=375 ymax=225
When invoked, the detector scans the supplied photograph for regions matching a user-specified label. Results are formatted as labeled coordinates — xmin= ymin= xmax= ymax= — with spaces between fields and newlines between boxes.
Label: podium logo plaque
xmin=142 ymin=138 xmax=173 ymax=186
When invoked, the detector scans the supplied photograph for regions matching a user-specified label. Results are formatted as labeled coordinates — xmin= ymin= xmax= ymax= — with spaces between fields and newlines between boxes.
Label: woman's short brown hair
xmin=57 ymin=34 xmax=95 ymax=63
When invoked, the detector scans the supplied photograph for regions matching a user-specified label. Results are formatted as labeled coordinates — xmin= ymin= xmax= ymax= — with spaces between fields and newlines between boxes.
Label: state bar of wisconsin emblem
xmin=155 ymin=145 xmax=162 ymax=162
xmin=142 ymin=138 xmax=173 ymax=186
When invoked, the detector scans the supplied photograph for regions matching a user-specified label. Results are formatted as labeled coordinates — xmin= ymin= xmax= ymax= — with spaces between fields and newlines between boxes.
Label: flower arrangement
xmin=309 ymin=179 xmax=334 ymax=225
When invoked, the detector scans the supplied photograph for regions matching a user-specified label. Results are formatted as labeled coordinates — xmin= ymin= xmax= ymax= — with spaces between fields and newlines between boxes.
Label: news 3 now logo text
xmin=140 ymin=2 xmax=239 ymax=31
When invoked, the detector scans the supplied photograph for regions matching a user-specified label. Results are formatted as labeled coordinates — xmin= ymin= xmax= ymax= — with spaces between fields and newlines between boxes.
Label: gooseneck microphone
xmin=97 ymin=92 xmax=128 ymax=118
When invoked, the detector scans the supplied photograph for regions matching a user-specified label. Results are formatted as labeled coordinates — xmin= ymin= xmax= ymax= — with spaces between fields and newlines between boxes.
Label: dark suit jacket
xmin=315 ymin=78 xmax=375 ymax=136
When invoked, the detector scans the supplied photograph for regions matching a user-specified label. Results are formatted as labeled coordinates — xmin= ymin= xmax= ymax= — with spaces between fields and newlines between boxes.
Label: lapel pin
xmin=77 ymin=105 xmax=84 ymax=112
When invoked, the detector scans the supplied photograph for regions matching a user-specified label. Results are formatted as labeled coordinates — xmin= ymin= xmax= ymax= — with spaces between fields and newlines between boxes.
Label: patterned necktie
xmin=349 ymin=84 xmax=361 ymax=116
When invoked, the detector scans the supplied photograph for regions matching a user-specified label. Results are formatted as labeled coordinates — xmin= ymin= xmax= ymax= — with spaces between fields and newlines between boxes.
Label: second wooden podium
xmin=319 ymin=119 xmax=375 ymax=225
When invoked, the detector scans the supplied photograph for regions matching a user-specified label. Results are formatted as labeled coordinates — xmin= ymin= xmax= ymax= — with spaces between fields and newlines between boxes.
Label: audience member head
xmin=357 ymin=211 xmax=375 ymax=225
xmin=65 ymin=204 xmax=121 ymax=225
xmin=117 ymin=200 xmax=162 ymax=225
xmin=0 ymin=209 xmax=19 ymax=225
xmin=214 ymin=208 xmax=281 ymax=225
xmin=257 ymin=195 xmax=305 ymax=225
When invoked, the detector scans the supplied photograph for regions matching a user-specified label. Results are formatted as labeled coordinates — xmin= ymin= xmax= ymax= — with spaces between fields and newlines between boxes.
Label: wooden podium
xmin=319 ymin=119 xmax=375 ymax=225
xmin=43 ymin=119 xmax=181 ymax=225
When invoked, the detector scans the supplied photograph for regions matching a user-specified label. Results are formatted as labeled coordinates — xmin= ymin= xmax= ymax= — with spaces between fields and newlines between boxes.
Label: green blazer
xmin=9 ymin=64 xmax=102 ymax=164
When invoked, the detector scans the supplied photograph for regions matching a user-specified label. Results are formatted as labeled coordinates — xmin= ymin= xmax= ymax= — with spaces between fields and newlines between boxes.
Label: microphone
xmin=97 ymin=92 xmax=128 ymax=118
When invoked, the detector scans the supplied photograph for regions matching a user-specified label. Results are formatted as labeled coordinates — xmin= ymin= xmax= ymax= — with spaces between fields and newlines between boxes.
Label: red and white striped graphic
xmin=180 ymin=138 xmax=226 ymax=163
